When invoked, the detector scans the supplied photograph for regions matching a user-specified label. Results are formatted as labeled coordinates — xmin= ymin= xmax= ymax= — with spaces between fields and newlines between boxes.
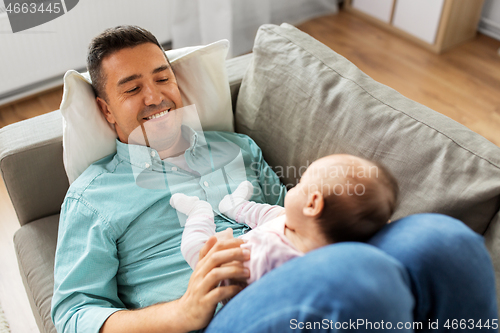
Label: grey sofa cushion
xmin=14 ymin=215 xmax=59 ymax=333
xmin=235 ymin=23 xmax=500 ymax=234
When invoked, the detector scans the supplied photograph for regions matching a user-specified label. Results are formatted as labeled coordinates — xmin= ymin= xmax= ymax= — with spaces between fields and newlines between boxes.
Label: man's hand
xmin=100 ymin=231 xmax=250 ymax=333
xmin=176 ymin=233 xmax=250 ymax=330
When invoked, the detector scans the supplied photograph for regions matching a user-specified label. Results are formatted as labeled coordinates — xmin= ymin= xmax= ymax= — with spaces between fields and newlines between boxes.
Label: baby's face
xmin=283 ymin=157 xmax=338 ymax=231
xmin=283 ymin=171 xmax=309 ymax=225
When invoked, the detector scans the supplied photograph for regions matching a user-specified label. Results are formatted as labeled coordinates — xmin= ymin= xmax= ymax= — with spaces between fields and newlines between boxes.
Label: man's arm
xmin=52 ymin=197 xmax=126 ymax=333
xmin=100 ymin=236 xmax=250 ymax=333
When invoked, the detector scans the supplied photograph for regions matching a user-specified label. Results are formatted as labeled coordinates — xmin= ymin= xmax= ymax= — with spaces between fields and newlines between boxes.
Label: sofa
xmin=1 ymin=23 xmax=500 ymax=333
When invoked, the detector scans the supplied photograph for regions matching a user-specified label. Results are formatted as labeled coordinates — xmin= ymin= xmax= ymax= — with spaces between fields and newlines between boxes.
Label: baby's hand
xmin=170 ymin=193 xmax=201 ymax=216
xmin=219 ymin=181 xmax=254 ymax=218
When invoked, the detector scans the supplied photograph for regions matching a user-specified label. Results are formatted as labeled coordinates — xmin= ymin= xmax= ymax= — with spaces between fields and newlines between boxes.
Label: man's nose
xmin=143 ymin=83 xmax=163 ymax=106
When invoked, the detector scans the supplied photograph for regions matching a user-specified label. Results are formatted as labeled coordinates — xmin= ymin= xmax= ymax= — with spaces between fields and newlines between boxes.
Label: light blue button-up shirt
xmin=51 ymin=127 xmax=286 ymax=333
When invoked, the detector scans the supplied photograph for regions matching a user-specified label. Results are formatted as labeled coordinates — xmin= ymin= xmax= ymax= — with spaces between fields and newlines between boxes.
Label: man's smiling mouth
xmin=145 ymin=108 xmax=171 ymax=120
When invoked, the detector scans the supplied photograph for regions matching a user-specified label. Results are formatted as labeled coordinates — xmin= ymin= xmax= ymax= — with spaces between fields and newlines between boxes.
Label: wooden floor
xmin=0 ymin=87 xmax=63 ymax=128
xmin=1 ymin=9 xmax=500 ymax=333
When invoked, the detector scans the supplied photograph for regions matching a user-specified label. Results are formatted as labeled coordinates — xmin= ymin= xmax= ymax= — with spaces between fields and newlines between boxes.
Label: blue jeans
xmin=204 ymin=214 xmax=498 ymax=332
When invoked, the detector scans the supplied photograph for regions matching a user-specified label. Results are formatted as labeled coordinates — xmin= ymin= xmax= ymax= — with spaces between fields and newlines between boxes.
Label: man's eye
xmin=126 ymin=87 xmax=139 ymax=93
xmin=158 ymin=79 xmax=168 ymax=82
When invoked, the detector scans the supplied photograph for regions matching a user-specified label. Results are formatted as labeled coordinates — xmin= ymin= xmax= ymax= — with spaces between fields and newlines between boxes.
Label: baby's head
xmin=284 ymin=154 xmax=398 ymax=251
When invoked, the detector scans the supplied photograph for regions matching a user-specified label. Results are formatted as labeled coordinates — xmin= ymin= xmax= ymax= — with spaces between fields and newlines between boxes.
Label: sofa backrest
xmin=235 ymin=23 xmax=500 ymax=235
xmin=235 ymin=23 xmax=500 ymax=306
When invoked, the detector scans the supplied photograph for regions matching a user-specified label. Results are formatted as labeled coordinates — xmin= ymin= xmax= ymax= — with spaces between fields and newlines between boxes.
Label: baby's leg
xmin=219 ymin=181 xmax=283 ymax=228
xmin=171 ymin=193 xmax=215 ymax=269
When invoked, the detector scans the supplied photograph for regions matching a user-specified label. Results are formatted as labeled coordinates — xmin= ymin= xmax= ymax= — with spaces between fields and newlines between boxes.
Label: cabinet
xmin=345 ymin=0 xmax=485 ymax=53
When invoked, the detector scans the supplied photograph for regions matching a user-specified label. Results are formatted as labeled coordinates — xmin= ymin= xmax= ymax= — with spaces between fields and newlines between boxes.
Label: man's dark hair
xmin=317 ymin=160 xmax=399 ymax=243
xmin=87 ymin=25 xmax=168 ymax=100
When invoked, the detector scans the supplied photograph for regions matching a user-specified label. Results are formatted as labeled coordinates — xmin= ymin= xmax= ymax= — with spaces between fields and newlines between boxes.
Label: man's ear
xmin=96 ymin=97 xmax=116 ymax=124
xmin=303 ymin=191 xmax=324 ymax=218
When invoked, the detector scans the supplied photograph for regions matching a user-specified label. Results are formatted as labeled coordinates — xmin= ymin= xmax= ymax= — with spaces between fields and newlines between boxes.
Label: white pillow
xmin=61 ymin=39 xmax=234 ymax=184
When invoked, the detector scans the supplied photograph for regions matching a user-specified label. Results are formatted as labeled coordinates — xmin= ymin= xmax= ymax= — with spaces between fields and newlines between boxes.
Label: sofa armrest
xmin=0 ymin=111 xmax=68 ymax=226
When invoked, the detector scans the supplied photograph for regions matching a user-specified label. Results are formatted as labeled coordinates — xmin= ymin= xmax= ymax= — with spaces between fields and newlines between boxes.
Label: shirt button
xmin=204 ymin=181 xmax=209 ymax=187
xmin=150 ymin=151 xmax=155 ymax=157
xmin=172 ymin=167 xmax=178 ymax=172
xmin=145 ymin=163 xmax=150 ymax=168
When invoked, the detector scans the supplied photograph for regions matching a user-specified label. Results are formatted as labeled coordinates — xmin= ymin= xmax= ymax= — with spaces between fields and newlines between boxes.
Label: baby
xmin=170 ymin=154 xmax=399 ymax=284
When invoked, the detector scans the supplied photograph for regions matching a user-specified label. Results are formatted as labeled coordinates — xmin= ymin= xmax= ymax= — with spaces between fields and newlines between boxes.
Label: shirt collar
xmin=116 ymin=125 xmax=201 ymax=170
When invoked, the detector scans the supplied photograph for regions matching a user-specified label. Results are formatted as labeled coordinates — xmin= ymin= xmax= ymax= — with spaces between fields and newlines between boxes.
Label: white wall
xmin=392 ymin=0 xmax=445 ymax=44
xmin=351 ymin=0 xmax=393 ymax=23
xmin=480 ymin=0 xmax=500 ymax=41
xmin=0 ymin=0 xmax=173 ymax=104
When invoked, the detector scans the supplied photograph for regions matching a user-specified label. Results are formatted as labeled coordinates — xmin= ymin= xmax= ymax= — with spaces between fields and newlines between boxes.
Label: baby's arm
xmin=170 ymin=194 xmax=215 ymax=269
xmin=219 ymin=181 xmax=284 ymax=229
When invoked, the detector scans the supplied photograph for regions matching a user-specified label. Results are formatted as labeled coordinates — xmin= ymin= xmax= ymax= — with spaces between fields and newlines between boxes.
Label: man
xmin=51 ymin=25 xmax=286 ymax=332
xmin=52 ymin=26 xmax=498 ymax=333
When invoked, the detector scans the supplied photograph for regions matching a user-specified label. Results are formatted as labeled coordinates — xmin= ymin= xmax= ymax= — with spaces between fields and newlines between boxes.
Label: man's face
xmin=97 ymin=42 xmax=184 ymax=146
